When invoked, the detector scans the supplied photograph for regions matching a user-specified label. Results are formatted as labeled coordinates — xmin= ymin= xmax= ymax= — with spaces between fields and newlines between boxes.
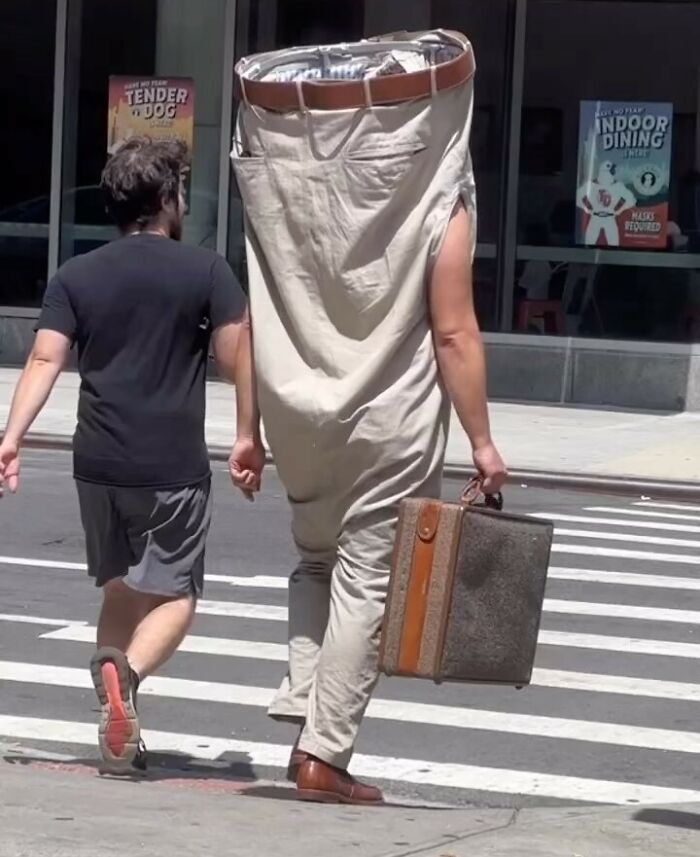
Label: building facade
xmin=3 ymin=0 xmax=700 ymax=409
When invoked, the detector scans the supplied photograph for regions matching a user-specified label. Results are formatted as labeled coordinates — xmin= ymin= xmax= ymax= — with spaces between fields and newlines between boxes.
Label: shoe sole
xmin=90 ymin=647 xmax=141 ymax=776
xmin=296 ymin=788 xmax=384 ymax=806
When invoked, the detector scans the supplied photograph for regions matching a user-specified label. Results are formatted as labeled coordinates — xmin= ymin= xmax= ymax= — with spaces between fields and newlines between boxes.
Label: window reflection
xmin=0 ymin=1 xmax=56 ymax=307
xmin=516 ymin=0 xmax=700 ymax=342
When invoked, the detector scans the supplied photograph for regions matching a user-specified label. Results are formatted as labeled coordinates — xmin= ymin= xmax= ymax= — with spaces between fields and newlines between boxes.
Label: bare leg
xmin=97 ymin=578 xmax=195 ymax=679
xmin=126 ymin=593 xmax=195 ymax=679
xmin=91 ymin=579 xmax=194 ymax=774
xmin=97 ymin=578 xmax=146 ymax=651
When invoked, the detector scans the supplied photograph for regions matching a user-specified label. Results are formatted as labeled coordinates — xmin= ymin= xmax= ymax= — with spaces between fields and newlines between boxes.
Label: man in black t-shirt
xmin=0 ymin=138 xmax=265 ymax=774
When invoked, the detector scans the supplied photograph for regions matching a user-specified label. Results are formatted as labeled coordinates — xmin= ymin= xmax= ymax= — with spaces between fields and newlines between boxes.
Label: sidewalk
xmin=1 ymin=367 xmax=699 ymax=485
xmin=0 ymin=755 xmax=698 ymax=857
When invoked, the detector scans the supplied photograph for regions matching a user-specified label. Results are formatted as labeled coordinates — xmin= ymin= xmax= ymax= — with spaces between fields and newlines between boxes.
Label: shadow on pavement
xmin=2 ymin=753 xmax=455 ymax=811
xmin=634 ymin=809 xmax=700 ymax=831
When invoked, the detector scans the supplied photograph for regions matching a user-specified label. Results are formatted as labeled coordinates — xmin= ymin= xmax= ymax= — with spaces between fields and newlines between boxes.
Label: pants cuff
xmin=267 ymin=702 xmax=306 ymax=726
xmin=297 ymin=737 xmax=353 ymax=771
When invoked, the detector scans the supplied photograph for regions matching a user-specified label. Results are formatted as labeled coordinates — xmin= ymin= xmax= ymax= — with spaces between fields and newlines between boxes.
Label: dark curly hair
xmin=101 ymin=136 xmax=191 ymax=229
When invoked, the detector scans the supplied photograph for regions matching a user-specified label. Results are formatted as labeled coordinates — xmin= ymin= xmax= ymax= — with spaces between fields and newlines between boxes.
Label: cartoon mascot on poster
xmin=576 ymin=160 xmax=637 ymax=247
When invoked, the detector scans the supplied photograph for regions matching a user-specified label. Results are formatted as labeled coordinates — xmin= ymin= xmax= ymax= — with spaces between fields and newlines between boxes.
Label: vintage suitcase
xmin=378 ymin=482 xmax=553 ymax=686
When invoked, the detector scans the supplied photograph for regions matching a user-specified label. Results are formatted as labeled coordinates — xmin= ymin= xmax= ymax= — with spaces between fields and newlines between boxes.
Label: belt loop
xmin=429 ymin=45 xmax=438 ymax=97
xmin=363 ymin=76 xmax=374 ymax=110
xmin=239 ymin=74 xmax=250 ymax=108
xmin=296 ymin=78 xmax=307 ymax=113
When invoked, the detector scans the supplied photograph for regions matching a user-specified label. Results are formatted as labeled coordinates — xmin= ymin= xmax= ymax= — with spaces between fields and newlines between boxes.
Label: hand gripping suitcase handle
xmin=460 ymin=476 xmax=503 ymax=511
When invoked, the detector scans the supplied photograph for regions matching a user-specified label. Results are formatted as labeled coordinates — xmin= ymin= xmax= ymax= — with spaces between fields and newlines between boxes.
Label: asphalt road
xmin=1 ymin=449 xmax=699 ymax=808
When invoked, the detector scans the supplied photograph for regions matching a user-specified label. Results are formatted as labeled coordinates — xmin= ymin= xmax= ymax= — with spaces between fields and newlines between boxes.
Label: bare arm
xmin=429 ymin=207 xmax=506 ymax=493
xmin=212 ymin=312 xmax=264 ymax=499
xmin=3 ymin=330 xmax=70 ymax=445
xmin=233 ymin=312 xmax=261 ymax=442
xmin=0 ymin=330 xmax=71 ymax=494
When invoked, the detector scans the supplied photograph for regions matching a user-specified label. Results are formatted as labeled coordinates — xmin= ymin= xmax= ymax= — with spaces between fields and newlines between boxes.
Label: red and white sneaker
xmin=90 ymin=647 xmax=147 ymax=776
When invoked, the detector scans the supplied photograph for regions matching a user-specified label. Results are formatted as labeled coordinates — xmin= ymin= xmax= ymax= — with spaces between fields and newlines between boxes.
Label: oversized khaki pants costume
xmin=232 ymin=32 xmax=476 ymax=769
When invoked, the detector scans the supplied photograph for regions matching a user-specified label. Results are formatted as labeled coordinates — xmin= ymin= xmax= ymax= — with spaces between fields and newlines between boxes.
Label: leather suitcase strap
xmin=234 ymin=47 xmax=475 ymax=112
xmin=397 ymin=501 xmax=441 ymax=674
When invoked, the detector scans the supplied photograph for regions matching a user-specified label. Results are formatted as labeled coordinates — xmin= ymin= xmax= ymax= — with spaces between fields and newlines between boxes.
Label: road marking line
xmin=206 ymin=574 xmax=286 ymax=589
xmin=546 ymin=599 xmax=700 ymax=625
xmin=0 ymin=558 xmax=288 ymax=589
xmin=533 ymin=512 xmax=700 ymax=535
xmin=549 ymin=567 xmax=700 ymax=591
xmin=42 ymin=624 xmax=288 ymax=659
xmin=635 ymin=502 xmax=700 ymax=513
xmin=2 ymin=660 xmax=699 ymax=751
xmin=552 ymin=544 xmax=700 ymax=565
xmin=533 ymin=668 xmax=700 ymax=701
xmin=585 ymin=507 xmax=700 ymax=523
xmin=0 ymin=614 xmax=86 ymax=628
xmin=0 ymin=556 xmax=85 ymax=570
xmin=1 ymin=714 xmax=699 ymax=804
xmin=555 ymin=529 xmax=700 ymax=550
xmin=5 ymin=555 xmax=698 ymax=594
xmin=40 ymin=625 xmax=700 ymax=688
xmin=196 ymin=598 xmax=700 ymax=626
xmin=23 ymin=589 xmax=700 ymax=630
xmin=538 ymin=630 xmax=700 ymax=659
xmin=198 ymin=600 xmax=287 ymax=620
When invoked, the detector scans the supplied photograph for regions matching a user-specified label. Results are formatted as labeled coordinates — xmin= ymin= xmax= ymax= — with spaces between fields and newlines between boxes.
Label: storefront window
xmin=60 ymin=0 xmax=228 ymax=263
xmin=229 ymin=0 xmax=511 ymax=331
xmin=0 ymin=2 xmax=56 ymax=306
xmin=516 ymin=0 xmax=700 ymax=343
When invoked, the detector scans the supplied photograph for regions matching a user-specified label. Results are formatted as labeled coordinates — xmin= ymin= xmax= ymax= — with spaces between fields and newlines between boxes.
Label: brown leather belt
xmin=234 ymin=47 xmax=475 ymax=112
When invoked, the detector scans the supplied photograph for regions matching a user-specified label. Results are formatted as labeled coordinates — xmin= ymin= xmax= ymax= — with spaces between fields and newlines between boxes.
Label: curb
xmin=23 ymin=433 xmax=700 ymax=502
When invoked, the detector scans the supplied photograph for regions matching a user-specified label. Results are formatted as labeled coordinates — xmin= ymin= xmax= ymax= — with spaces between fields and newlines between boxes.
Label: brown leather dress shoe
xmin=286 ymin=748 xmax=308 ymax=782
xmin=296 ymin=758 xmax=384 ymax=805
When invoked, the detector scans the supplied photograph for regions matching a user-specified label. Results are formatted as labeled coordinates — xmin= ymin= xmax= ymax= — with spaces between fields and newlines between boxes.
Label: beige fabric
xmin=231 ymin=40 xmax=475 ymax=768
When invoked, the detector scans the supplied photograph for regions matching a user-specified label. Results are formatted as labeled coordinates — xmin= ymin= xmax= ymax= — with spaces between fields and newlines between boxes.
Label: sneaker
xmin=90 ymin=647 xmax=147 ymax=775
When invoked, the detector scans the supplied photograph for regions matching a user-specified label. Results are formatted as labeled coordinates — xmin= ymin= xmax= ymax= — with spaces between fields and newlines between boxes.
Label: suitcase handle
xmin=460 ymin=476 xmax=504 ymax=511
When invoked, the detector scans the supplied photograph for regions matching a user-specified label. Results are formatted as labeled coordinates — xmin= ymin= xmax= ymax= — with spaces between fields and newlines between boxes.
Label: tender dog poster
xmin=107 ymin=77 xmax=195 ymax=198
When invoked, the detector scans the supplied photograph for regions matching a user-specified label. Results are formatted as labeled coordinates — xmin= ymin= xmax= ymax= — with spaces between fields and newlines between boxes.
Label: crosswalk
xmin=1 ymin=494 xmax=699 ymax=806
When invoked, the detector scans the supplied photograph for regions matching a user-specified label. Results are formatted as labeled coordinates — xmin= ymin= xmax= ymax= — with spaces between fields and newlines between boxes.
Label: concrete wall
xmin=482 ymin=334 xmax=700 ymax=412
xmin=2 ymin=314 xmax=698 ymax=411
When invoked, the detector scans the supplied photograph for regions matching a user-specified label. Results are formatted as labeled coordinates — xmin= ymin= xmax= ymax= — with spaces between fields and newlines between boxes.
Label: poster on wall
xmin=107 ymin=76 xmax=195 ymax=198
xmin=576 ymin=101 xmax=672 ymax=249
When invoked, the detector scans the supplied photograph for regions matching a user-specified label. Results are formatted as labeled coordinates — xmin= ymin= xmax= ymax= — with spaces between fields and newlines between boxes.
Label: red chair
xmin=516 ymin=300 xmax=566 ymax=335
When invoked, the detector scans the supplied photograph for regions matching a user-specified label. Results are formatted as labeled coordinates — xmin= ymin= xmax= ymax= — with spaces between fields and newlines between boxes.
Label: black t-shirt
xmin=37 ymin=233 xmax=246 ymax=488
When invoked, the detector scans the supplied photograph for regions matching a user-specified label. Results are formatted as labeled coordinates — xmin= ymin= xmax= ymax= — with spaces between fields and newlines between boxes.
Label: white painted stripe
xmin=8 ymin=554 xmax=695 ymax=595
xmin=555 ymin=528 xmax=700 ymax=550
xmin=2 ymin=661 xmax=700 ymax=751
xmin=1 ymin=714 xmax=700 ymax=804
xmin=206 ymin=574 xmax=286 ymax=589
xmin=197 ymin=600 xmax=287 ymax=621
xmin=0 ymin=556 xmax=85 ymax=570
xmin=546 ymin=599 xmax=700 ymax=625
xmin=40 ymin=626 xmax=700 ymax=694
xmin=585 ymin=507 xmax=700 ymax=523
xmin=533 ymin=668 xmax=700 ymax=702
xmin=635 ymin=501 xmax=700 ymax=513
xmin=548 ymin=567 xmax=700 ymax=591
xmin=0 ymin=557 xmax=288 ymax=590
xmin=539 ymin=630 xmax=700 ymax=659
xmin=197 ymin=598 xmax=700 ymax=626
xmin=46 ymin=623 xmax=700 ymax=661
xmin=552 ymin=544 xmax=700 ymax=565
xmin=42 ymin=624 xmax=288 ymax=659
xmin=533 ymin=512 xmax=700 ymax=535
xmin=0 ymin=614 xmax=86 ymax=628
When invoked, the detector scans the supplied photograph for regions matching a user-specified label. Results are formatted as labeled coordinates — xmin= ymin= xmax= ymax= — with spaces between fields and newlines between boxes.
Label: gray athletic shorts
xmin=76 ymin=477 xmax=212 ymax=597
